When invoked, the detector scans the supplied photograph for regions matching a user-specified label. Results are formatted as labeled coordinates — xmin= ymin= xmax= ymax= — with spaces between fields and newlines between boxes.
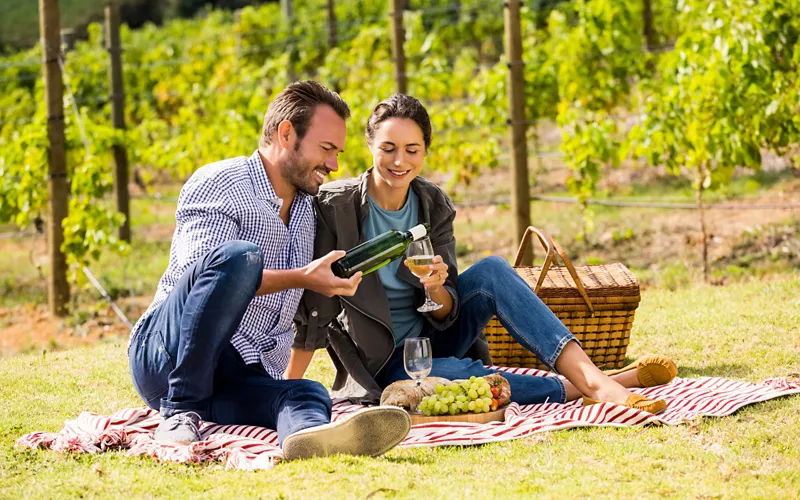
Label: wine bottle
xmin=332 ymin=223 xmax=431 ymax=278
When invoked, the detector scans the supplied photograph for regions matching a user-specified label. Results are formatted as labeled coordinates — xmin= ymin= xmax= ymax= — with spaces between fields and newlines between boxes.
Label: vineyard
xmin=1 ymin=0 xmax=799 ymax=319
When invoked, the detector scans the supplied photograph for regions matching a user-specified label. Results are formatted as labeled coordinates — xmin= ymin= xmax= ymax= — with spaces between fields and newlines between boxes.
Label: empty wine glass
xmin=406 ymin=236 xmax=443 ymax=312
xmin=404 ymin=337 xmax=432 ymax=388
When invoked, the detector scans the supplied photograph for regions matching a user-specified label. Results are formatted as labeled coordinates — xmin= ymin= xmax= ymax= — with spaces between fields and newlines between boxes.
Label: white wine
xmin=332 ymin=223 xmax=430 ymax=278
xmin=407 ymin=256 xmax=434 ymax=278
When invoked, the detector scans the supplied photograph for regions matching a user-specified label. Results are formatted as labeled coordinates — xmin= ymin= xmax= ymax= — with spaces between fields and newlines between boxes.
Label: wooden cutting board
xmin=409 ymin=406 xmax=507 ymax=425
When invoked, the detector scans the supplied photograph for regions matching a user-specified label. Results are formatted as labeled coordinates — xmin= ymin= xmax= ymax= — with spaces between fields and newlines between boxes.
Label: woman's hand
xmin=406 ymin=255 xmax=448 ymax=292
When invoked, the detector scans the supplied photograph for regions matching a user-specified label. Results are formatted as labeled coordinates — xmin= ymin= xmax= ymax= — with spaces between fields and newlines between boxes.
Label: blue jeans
xmin=376 ymin=256 xmax=574 ymax=405
xmin=128 ymin=241 xmax=332 ymax=445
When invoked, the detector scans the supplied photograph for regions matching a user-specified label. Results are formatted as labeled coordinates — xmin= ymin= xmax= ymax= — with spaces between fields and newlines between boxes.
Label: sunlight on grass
xmin=1 ymin=277 xmax=798 ymax=497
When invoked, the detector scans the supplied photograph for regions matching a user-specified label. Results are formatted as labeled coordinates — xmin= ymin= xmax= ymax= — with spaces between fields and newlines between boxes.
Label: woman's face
xmin=369 ymin=117 xmax=427 ymax=193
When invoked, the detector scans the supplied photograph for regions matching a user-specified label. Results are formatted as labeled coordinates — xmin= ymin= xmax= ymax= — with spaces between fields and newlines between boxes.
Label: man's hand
xmin=302 ymin=250 xmax=363 ymax=297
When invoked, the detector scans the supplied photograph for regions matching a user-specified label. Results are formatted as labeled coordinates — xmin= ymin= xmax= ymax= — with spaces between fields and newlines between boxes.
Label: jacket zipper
xmin=338 ymin=296 xmax=396 ymax=376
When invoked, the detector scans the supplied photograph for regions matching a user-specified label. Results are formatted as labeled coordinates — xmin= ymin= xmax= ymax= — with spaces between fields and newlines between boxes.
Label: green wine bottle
xmin=332 ymin=223 xmax=431 ymax=278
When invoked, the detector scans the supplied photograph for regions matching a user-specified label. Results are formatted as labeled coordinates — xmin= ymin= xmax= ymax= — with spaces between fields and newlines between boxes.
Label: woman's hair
xmin=366 ymin=94 xmax=432 ymax=149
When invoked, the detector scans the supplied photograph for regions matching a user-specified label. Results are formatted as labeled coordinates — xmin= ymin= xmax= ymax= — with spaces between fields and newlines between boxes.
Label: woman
xmin=290 ymin=94 xmax=675 ymax=413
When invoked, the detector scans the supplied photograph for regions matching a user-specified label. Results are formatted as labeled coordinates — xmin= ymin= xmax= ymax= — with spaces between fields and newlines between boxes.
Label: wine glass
xmin=404 ymin=337 xmax=432 ymax=388
xmin=406 ymin=236 xmax=443 ymax=312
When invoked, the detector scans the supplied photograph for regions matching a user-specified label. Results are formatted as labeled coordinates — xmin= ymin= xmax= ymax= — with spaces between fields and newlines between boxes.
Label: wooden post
xmin=642 ymin=0 xmax=656 ymax=52
xmin=106 ymin=1 xmax=131 ymax=243
xmin=390 ymin=0 xmax=407 ymax=94
xmin=282 ymin=0 xmax=296 ymax=82
xmin=233 ymin=9 xmax=243 ymax=57
xmin=504 ymin=0 xmax=531 ymax=264
xmin=60 ymin=28 xmax=75 ymax=54
xmin=40 ymin=0 xmax=70 ymax=315
xmin=327 ymin=0 xmax=337 ymax=50
xmin=281 ymin=0 xmax=293 ymax=19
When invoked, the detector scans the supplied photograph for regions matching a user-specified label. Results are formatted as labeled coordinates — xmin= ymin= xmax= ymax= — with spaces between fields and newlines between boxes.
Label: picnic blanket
xmin=17 ymin=367 xmax=800 ymax=471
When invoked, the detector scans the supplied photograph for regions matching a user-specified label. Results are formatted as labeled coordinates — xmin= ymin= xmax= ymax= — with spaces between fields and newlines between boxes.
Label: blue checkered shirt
xmin=131 ymin=150 xmax=316 ymax=379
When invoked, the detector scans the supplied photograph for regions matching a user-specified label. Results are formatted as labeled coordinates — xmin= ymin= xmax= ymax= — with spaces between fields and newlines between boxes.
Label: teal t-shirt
xmin=364 ymin=190 xmax=424 ymax=348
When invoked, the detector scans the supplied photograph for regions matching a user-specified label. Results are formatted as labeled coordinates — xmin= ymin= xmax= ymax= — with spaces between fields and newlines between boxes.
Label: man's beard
xmin=281 ymin=148 xmax=327 ymax=196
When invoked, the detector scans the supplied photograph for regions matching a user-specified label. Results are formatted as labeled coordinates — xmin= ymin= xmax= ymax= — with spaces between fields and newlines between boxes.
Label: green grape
xmin=435 ymin=383 xmax=445 ymax=394
xmin=475 ymin=377 xmax=486 ymax=385
xmin=468 ymin=401 xmax=476 ymax=411
xmin=456 ymin=395 xmax=467 ymax=403
xmin=477 ymin=386 xmax=487 ymax=396
xmin=469 ymin=382 xmax=479 ymax=391
xmin=468 ymin=389 xmax=478 ymax=399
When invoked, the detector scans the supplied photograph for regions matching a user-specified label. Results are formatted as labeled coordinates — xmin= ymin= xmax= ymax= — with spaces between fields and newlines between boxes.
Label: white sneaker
xmin=153 ymin=411 xmax=201 ymax=444
xmin=282 ymin=406 xmax=411 ymax=461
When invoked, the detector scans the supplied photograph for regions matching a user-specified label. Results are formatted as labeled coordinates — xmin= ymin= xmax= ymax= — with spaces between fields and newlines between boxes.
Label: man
xmin=128 ymin=81 xmax=411 ymax=461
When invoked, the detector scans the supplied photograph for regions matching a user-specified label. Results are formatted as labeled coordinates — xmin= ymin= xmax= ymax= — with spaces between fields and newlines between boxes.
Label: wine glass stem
xmin=424 ymin=287 xmax=432 ymax=303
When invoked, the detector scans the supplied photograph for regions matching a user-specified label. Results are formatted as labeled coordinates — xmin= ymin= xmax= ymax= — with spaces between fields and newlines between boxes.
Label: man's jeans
xmin=377 ymin=256 xmax=575 ymax=404
xmin=128 ymin=241 xmax=331 ymax=444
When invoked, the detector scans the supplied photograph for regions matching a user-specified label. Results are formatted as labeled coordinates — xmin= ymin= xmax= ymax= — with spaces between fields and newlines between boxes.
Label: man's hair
xmin=259 ymin=81 xmax=350 ymax=148
xmin=366 ymin=93 xmax=432 ymax=149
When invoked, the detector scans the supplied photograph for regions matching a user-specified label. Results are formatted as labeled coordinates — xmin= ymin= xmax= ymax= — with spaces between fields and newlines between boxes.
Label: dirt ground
xmin=0 ymin=296 xmax=150 ymax=357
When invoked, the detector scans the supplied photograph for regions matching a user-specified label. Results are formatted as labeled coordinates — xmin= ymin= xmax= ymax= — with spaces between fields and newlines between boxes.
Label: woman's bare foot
xmin=555 ymin=341 xmax=635 ymax=403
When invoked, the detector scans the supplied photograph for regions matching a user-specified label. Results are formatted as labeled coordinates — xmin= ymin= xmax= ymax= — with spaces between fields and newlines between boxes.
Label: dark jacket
xmin=293 ymin=169 xmax=490 ymax=404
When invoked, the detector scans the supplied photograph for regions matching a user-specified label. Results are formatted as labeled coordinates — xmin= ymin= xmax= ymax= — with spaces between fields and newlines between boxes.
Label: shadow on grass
xmin=678 ymin=363 xmax=753 ymax=379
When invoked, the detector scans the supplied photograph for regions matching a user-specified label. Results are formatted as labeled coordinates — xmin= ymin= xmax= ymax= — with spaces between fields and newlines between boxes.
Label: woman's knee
xmin=459 ymin=256 xmax=513 ymax=294
xmin=475 ymin=256 xmax=512 ymax=274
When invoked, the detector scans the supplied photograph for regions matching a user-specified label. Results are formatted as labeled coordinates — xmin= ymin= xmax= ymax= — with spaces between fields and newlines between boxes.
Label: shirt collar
xmin=248 ymin=150 xmax=313 ymax=210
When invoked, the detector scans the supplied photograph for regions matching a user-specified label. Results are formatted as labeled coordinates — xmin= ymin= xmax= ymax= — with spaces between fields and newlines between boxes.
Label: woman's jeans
xmin=128 ymin=241 xmax=332 ymax=445
xmin=376 ymin=256 xmax=575 ymax=405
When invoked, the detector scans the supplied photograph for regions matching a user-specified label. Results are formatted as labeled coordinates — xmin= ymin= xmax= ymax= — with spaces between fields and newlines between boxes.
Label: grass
xmin=0 ymin=0 xmax=147 ymax=51
xmin=0 ymin=196 xmax=175 ymax=307
xmin=1 ymin=276 xmax=799 ymax=498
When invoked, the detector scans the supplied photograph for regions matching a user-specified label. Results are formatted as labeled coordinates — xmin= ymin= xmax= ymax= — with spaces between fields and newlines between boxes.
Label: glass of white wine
xmin=404 ymin=337 xmax=432 ymax=388
xmin=406 ymin=236 xmax=443 ymax=312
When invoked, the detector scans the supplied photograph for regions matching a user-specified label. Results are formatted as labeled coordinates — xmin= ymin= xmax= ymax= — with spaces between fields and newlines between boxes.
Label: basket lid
xmin=515 ymin=262 xmax=640 ymax=299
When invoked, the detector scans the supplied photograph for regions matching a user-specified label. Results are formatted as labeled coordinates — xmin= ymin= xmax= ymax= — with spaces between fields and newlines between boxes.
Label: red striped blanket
xmin=16 ymin=367 xmax=800 ymax=471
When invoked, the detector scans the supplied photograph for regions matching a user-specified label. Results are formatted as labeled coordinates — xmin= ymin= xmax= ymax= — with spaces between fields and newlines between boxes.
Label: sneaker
xmin=281 ymin=406 xmax=411 ymax=461
xmin=154 ymin=411 xmax=202 ymax=444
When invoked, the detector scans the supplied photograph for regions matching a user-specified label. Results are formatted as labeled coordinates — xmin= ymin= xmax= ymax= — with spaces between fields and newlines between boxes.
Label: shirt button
xmin=311 ymin=311 xmax=318 ymax=317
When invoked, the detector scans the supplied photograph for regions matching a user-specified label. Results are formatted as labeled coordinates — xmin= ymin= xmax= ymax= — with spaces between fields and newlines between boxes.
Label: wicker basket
xmin=483 ymin=226 xmax=640 ymax=371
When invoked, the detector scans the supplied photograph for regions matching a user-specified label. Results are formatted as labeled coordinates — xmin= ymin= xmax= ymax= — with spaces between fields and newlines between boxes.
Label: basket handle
xmin=513 ymin=226 xmax=595 ymax=314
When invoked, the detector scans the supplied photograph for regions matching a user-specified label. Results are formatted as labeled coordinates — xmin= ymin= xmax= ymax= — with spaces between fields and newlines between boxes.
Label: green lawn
xmin=1 ymin=276 xmax=799 ymax=498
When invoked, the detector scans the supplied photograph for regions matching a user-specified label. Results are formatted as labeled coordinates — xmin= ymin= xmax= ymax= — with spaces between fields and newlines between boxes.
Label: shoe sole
xmin=282 ymin=406 xmax=411 ymax=461
xmin=604 ymin=355 xmax=677 ymax=386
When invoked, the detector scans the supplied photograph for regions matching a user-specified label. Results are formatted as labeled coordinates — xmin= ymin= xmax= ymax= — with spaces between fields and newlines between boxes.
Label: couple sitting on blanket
xmin=128 ymin=81 xmax=678 ymax=461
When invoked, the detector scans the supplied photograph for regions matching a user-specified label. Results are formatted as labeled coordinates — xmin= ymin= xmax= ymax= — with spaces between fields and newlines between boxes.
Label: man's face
xmin=281 ymin=105 xmax=346 ymax=196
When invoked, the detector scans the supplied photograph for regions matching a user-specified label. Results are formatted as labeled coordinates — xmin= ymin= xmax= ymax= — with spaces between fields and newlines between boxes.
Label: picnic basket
xmin=483 ymin=226 xmax=640 ymax=371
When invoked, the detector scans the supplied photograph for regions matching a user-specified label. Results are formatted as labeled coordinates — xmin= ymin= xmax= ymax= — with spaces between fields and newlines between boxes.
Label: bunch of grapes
xmin=417 ymin=376 xmax=497 ymax=416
